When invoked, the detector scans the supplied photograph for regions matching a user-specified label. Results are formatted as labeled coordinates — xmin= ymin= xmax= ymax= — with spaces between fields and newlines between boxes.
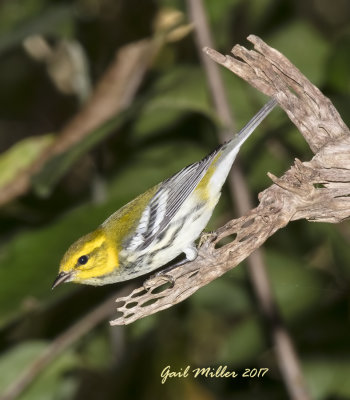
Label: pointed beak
xmin=52 ymin=271 xmax=73 ymax=290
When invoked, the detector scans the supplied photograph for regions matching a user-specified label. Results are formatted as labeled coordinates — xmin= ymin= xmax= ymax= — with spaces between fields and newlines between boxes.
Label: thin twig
xmin=186 ymin=2 xmax=311 ymax=400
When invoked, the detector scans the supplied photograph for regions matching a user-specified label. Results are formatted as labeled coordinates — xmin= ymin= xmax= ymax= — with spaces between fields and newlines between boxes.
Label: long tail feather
xmin=226 ymin=97 xmax=277 ymax=151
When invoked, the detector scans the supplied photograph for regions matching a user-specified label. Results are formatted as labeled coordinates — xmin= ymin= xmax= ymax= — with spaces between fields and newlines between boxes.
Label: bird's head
xmin=52 ymin=228 xmax=118 ymax=288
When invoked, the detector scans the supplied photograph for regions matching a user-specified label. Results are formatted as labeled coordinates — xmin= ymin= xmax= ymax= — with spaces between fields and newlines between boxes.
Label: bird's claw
xmin=143 ymin=271 xmax=175 ymax=291
xmin=198 ymin=231 xmax=216 ymax=248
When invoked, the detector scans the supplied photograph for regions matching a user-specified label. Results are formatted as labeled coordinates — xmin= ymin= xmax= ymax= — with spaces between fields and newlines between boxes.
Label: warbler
xmin=52 ymin=98 xmax=277 ymax=288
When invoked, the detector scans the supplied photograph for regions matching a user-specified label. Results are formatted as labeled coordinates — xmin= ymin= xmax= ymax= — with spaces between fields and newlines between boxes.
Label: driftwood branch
xmin=110 ymin=35 xmax=350 ymax=326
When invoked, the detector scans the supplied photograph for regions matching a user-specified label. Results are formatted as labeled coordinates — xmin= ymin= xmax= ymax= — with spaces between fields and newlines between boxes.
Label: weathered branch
xmin=110 ymin=35 xmax=350 ymax=326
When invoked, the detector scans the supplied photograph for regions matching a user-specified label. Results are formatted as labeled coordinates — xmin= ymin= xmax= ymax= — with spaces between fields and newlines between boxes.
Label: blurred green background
xmin=0 ymin=0 xmax=350 ymax=399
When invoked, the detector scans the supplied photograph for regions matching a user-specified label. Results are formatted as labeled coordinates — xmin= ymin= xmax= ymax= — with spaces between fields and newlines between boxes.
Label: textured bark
xmin=110 ymin=35 xmax=350 ymax=326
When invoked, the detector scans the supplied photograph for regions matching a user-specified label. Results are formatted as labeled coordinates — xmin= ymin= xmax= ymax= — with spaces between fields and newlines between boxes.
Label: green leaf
xmin=0 ymin=0 xmax=47 ymax=35
xmin=0 ymin=4 xmax=74 ymax=55
xmin=80 ymin=330 xmax=112 ymax=369
xmin=0 ymin=134 xmax=54 ymax=189
xmin=190 ymin=271 xmax=251 ymax=315
xmin=265 ymin=249 xmax=326 ymax=320
xmin=0 ymin=341 xmax=78 ymax=400
xmin=326 ymin=35 xmax=350 ymax=93
xmin=132 ymin=66 xmax=216 ymax=138
xmin=305 ymin=359 xmax=350 ymax=399
xmin=32 ymin=101 xmax=143 ymax=197
xmin=247 ymin=143 xmax=289 ymax=192
xmin=217 ymin=317 xmax=265 ymax=365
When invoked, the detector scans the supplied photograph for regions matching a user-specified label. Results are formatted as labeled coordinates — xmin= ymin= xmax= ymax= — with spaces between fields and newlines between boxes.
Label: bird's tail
xmin=204 ymin=98 xmax=277 ymax=197
xmin=225 ymin=97 xmax=277 ymax=153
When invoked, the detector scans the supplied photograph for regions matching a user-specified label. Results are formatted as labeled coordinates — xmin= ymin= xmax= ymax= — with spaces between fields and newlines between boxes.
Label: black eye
xmin=78 ymin=255 xmax=89 ymax=265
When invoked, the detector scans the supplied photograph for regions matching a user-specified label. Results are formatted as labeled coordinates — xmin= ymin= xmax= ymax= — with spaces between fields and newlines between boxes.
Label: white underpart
xmin=144 ymin=192 xmax=218 ymax=267
xmin=208 ymin=145 xmax=241 ymax=198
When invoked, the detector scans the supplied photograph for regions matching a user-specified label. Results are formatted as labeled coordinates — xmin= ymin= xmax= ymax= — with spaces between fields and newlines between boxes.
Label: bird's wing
xmin=126 ymin=98 xmax=277 ymax=252
xmin=126 ymin=149 xmax=220 ymax=251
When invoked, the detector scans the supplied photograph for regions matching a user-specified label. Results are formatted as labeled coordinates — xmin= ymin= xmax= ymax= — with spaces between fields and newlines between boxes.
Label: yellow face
xmin=52 ymin=228 xmax=119 ymax=288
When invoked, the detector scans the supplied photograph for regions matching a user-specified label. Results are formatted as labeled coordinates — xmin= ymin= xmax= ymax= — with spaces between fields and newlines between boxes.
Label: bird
xmin=52 ymin=97 xmax=277 ymax=289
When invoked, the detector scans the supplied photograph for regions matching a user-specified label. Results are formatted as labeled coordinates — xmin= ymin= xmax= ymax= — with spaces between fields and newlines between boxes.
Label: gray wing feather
xmin=133 ymin=149 xmax=221 ymax=250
